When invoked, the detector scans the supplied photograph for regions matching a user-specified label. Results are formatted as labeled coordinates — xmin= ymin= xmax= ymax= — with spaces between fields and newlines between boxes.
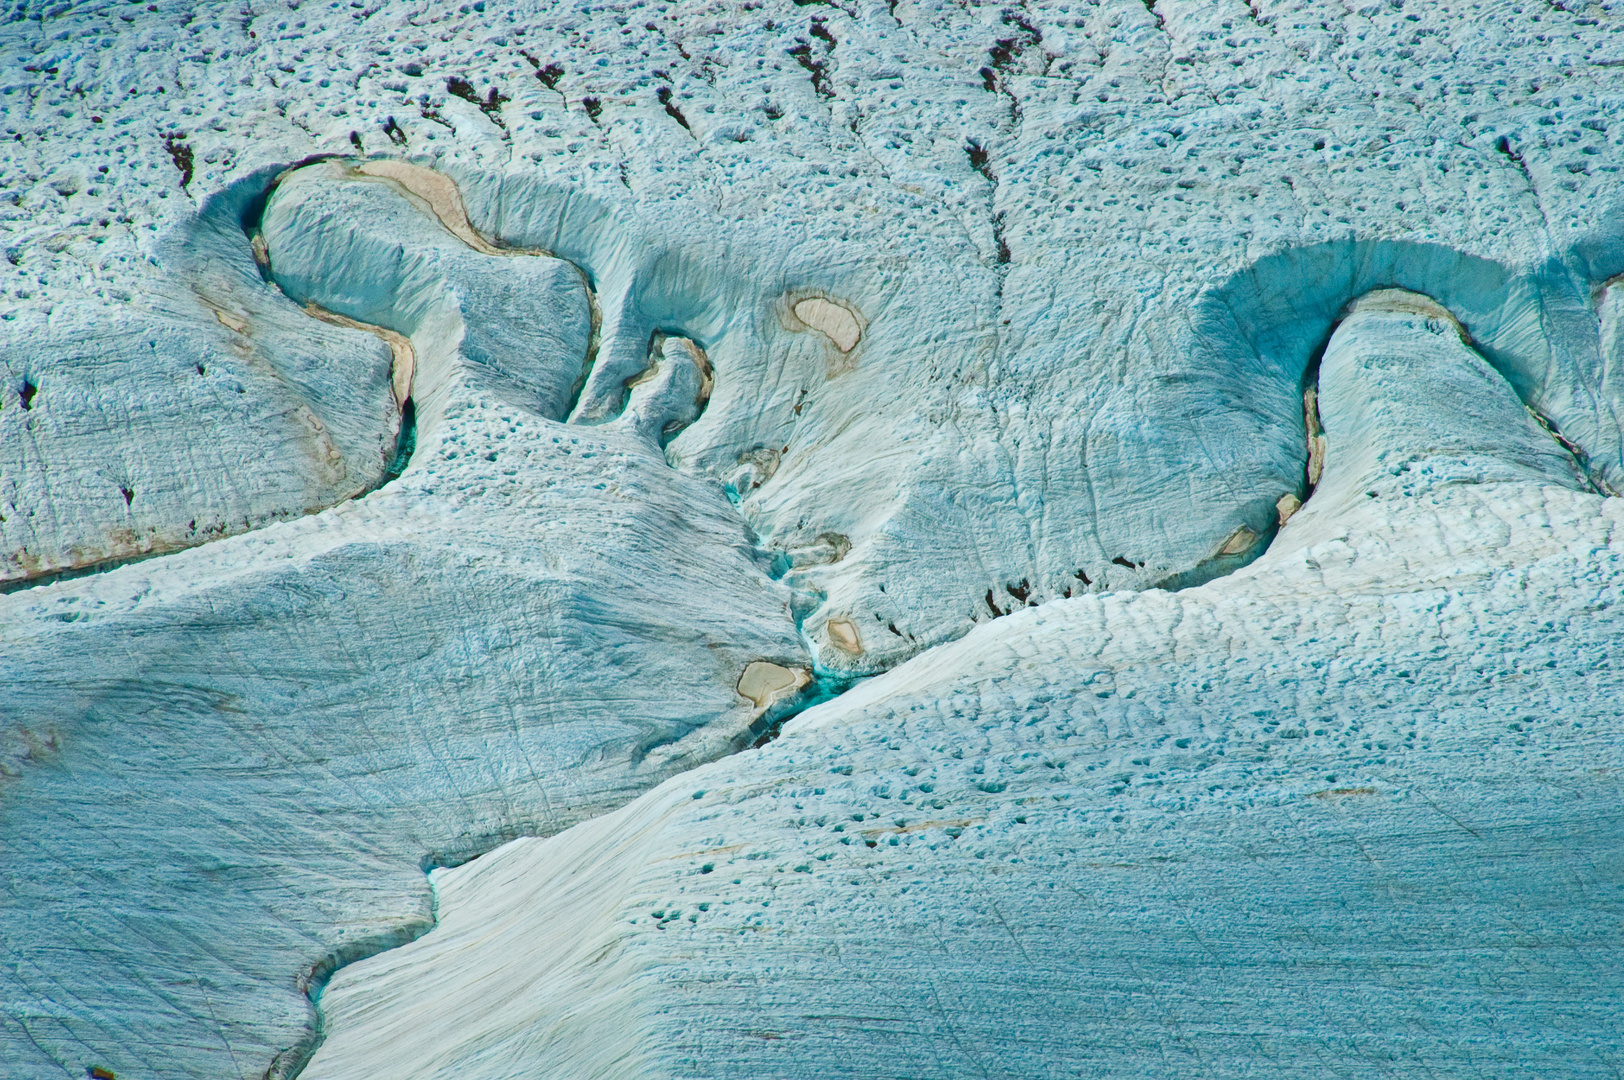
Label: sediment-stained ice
xmin=2 ymin=1 xmax=1623 ymax=1077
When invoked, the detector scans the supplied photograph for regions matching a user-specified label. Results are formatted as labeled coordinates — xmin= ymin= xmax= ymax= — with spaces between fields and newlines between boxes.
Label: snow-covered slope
xmin=2 ymin=0 xmax=1623 ymax=1077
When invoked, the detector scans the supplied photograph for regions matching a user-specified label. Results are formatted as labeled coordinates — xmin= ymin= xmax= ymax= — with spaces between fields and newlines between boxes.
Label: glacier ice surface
xmin=2 ymin=0 xmax=1624 ymax=1077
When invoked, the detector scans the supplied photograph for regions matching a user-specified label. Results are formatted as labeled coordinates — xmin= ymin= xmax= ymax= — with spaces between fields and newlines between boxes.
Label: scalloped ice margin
xmin=251 ymin=159 xmax=1624 ymax=674
xmin=17 ymin=156 xmax=1623 ymax=640
xmin=1189 ymin=236 xmax=1624 ymax=493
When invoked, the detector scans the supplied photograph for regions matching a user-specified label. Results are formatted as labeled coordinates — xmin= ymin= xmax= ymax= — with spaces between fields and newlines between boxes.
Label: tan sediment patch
xmin=295 ymin=404 xmax=344 ymax=470
xmin=623 ymin=336 xmax=712 ymax=426
xmin=193 ymin=285 xmax=252 ymax=337
xmin=669 ymin=336 xmax=714 ymax=407
xmin=736 ymin=661 xmax=811 ymax=711
xmin=302 ymin=302 xmax=417 ymax=406
xmin=1304 ymin=387 xmax=1327 ymax=487
xmin=825 ymin=617 xmax=862 ymax=655
xmin=353 ymin=160 xmax=517 ymax=256
xmin=733 ymin=446 xmax=782 ymax=491
xmin=275 ymin=160 xmax=600 ymax=412
xmin=4 ymin=532 xmax=190 ymax=587
xmin=1217 ymin=525 xmax=1259 ymax=557
xmin=791 ymin=296 xmax=863 ymax=353
xmin=787 ymin=532 xmax=850 ymax=569
xmin=1307 ymin=436 xmax=1328 ymax=486
xmin=1275 ymin=492 xmax=1302 ymax=525
xmin=623 ymin=355 xmax=661 ymax=390
xmin=212 ymin=308 xmax=250 ymax=335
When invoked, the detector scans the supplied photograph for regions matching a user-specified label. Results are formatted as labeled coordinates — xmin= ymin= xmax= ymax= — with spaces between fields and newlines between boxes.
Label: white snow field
xmin=1 ymin=0 xmax=1622 ymax=1077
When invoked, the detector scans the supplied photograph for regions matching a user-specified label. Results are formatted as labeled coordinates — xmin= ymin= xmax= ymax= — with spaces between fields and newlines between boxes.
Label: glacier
xmin=2 ymin=0 xmax=1623 ymax=1077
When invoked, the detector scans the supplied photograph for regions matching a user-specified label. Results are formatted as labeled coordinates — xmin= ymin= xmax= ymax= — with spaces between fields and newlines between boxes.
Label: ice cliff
xmin=1 ymin=1 xmax=1623 ymax=1077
